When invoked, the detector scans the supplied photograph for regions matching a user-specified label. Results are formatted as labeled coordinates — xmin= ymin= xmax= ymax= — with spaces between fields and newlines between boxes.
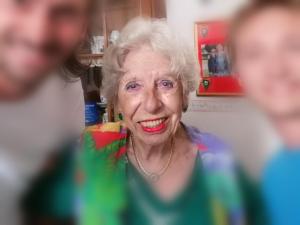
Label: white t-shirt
xmin=0 ymin=74 xmax=84 ymax=225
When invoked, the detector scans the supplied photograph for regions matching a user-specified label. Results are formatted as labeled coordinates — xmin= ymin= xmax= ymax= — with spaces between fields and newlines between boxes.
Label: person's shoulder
xmin=185 ymin=125 xmax=230 ymax=152
xmin=263 ymin=150 xmax=286 ymax=184
xmin=187 ymin=125 xmax=246 ymax=222
xmin=186 ymin=125 xmax=235 ymax=172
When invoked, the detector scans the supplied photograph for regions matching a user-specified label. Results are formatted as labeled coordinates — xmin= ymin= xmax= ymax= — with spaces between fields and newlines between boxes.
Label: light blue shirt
xmin=263 ymin=147 xmax=300 ymax=225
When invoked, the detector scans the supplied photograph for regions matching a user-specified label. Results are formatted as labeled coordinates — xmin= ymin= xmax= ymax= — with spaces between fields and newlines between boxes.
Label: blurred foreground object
xmin=0 ymin=75 xmax=84 ymax=225
xmin=230 ymin=0 xmax=300 ymax=224
xmin=0 ymin=0 xmax=94 ymax=224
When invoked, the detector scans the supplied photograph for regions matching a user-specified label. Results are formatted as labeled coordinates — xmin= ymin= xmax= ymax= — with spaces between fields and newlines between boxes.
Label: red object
xmin=92 ymin=132 xmax=127 ymax=149
xmin=115 ymin=146 xmax=127 ymax=159
xmin=195 ymin=21 xmax=243 ymax=96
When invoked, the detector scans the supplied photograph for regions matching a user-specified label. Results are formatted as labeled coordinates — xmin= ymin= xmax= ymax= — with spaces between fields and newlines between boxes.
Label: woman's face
xmin=117 ymin=45 xmax=184 ymax=146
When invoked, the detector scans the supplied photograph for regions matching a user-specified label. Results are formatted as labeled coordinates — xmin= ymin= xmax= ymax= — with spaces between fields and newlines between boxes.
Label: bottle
xmin=102 ymin=108 xmax=109 ymax=123
xmin=82 ymin=66 xmax=101 ymax=126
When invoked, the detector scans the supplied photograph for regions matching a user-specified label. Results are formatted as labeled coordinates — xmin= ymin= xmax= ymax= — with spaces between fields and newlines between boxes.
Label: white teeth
xmin=140 ymin=118 xmax=165 ymax=128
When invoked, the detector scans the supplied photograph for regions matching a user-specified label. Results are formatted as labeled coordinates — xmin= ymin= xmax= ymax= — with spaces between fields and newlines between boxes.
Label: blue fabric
xmin=263 ymin=147 xmax=300 ymax=225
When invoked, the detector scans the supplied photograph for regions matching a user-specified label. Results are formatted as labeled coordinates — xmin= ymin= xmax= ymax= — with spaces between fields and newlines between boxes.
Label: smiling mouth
xmin=138 ymin=117 xmax=168 ymax=133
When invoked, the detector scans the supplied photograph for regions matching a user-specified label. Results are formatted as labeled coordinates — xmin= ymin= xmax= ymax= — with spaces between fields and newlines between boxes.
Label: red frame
xmin=195 ymin=21 xmax=243 ymax=96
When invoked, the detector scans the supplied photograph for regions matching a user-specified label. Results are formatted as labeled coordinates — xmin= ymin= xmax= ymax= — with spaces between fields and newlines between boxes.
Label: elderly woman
xmin=78 ymin=18 xmax=267 ymax=225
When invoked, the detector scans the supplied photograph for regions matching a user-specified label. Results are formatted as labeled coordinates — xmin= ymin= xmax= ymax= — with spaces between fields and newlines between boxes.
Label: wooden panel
xmin=151 ymin=0 xmax=166 ymax=18
xmin=105 ymin=0 xmax=140 ymax=34
xmin=140 ymin=0 xmax=152 ymax=17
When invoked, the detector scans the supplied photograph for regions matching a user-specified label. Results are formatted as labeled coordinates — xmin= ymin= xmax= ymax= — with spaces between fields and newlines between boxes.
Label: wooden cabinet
xmin=79 ymin=0 xmax=166 ymax=58
xmin=80 ymin=0 xmax=166 ymax=122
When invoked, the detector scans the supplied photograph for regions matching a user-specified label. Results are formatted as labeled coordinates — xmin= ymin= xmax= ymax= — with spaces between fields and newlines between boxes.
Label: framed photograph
xmin=195 ymin=21 xmax=243 ymax=96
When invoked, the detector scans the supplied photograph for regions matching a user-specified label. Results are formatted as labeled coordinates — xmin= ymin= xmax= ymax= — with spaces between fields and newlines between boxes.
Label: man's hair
xmin=62 ymin=0 xmax=101 ymax=80
xmin=228 ymin=0 xmax=300 ymax=65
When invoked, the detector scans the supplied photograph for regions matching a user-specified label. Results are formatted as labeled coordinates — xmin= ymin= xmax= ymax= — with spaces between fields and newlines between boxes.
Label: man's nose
xmin=143 ymin=88 xmax=163 ymax=114
xmin=24 ymin=8 xmax=52 ymax=47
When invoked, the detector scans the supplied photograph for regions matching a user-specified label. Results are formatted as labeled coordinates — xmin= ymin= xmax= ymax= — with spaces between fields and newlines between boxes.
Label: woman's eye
xmin=125 ymin=82 xmax=141 ymax=91
xmin=158 ymin=80 xmax=174 ymax=89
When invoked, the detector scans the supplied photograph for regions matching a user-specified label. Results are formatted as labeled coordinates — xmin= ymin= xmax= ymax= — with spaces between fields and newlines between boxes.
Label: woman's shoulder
xmin=185 ymin=125 xmax=230 ymax=153
xmin=185 ymin=125 xmax=236 ymax=172
xmin=187 ymin=125 xmax=247 ymax=224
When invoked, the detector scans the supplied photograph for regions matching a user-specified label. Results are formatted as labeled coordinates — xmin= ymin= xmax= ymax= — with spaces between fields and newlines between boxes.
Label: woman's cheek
xmin=161 ymin=91 xmax=183 ymax=114
xmin=120 ymin=93 xmax=142 ymax=120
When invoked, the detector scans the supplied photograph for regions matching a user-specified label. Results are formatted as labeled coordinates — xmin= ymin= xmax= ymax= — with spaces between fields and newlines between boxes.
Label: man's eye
xmin=125 ymin=82 xmax=141 ymax=91
xmin=158 ymin=80 xmax=174 ymax=89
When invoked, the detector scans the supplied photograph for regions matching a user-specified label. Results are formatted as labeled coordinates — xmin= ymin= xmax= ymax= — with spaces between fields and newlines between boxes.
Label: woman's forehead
xmin=123 ymin=45 xmax=171 ymax=73
xmin=121 ymin=70 xmax=176 ymax=83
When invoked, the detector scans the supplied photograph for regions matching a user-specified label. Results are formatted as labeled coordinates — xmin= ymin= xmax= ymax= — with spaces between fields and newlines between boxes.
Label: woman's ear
xmin=182 ymin=94 xmax=189 ymax=112
xmin=115 ymin=102 xmax=126 ymax=123
xmin=115 ymin=101 xmax=121 ymax=115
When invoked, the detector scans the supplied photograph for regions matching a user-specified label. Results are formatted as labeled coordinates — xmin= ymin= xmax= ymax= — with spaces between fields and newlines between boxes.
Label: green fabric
xmin=22 ymin=152 xmax=268 ymax=225
xmin=126 ymin=154 xmax=214 ymax=225
xmin=238 ymin=169 xmax=270 ymax=225
xmin=21 ymin=120 xmax=269 ymax=225
xmin=22 ymin=149 xmax=75 ymax=219
xmin=79 ymin=131 xmax=127 ymax=225
xmin=78 ymin=123 xmax=247 ymax=225
xmin=126 ymin=161 xmax=269 ymax=225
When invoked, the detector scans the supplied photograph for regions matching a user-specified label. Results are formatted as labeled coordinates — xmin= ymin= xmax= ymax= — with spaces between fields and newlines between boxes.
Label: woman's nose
xmin=143 ymin=88 xmax=163 ymax=114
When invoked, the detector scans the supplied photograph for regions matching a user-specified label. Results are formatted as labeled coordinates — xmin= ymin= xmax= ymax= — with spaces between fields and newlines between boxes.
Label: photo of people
xmin=201 ymin=44 xmax=231 ymax=77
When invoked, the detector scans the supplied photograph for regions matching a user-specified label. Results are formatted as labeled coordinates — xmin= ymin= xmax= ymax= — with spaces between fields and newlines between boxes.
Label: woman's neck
xmin=130 ymin=125 xmax=187 ymax=162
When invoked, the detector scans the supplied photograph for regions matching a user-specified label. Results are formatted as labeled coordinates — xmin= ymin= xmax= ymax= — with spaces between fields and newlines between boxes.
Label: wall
xmin=166 ymin=0 xmax=277 ymax=177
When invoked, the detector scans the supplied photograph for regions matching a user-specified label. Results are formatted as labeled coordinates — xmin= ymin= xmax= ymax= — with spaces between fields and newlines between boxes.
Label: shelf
xmin=97 ymin=102 xmax=108 ymax=108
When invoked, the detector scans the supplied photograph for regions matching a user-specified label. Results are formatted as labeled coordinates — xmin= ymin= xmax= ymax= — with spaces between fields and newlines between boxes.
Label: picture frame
xmin=195 ymin=21 xmax=243 ymax=96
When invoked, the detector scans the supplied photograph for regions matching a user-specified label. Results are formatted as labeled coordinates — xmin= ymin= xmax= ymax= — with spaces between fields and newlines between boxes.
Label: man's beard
xmin=0 ymin=60 xmax=49 ymax=101
xmin=0 ymin=34 xmax=67 ymax=100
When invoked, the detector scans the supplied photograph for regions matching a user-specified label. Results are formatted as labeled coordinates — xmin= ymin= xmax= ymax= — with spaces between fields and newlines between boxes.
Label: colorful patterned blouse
xmin=77 ymin=122 xmax=245 ymax=225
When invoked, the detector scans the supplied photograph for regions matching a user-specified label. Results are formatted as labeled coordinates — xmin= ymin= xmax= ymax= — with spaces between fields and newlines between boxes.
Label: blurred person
xmin=208 ymin=48 xmax=218 ymax=75
xmin=216 ymin=44 xmax=230 ymax=76
xmin=0 ymin=0 xmax=98 ymax=224
xmin=0 ymin=0 xmax=89 ymax=100
xmin=230 ymin=1 xmax=300 ymax=225
xmin=78 ymin=17 xmax=268 ymax=225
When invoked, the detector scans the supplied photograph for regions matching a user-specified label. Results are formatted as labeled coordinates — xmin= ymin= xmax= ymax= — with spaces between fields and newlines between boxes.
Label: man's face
xmin=235 ymin=7 xmax=300 ymax=118
xmin=0 ymin=0 xmax=88 ymax=98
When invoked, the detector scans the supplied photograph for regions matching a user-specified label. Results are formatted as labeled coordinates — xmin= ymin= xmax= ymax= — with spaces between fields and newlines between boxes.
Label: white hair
xmin=102 ymin=17 xmax=200 ymax=109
